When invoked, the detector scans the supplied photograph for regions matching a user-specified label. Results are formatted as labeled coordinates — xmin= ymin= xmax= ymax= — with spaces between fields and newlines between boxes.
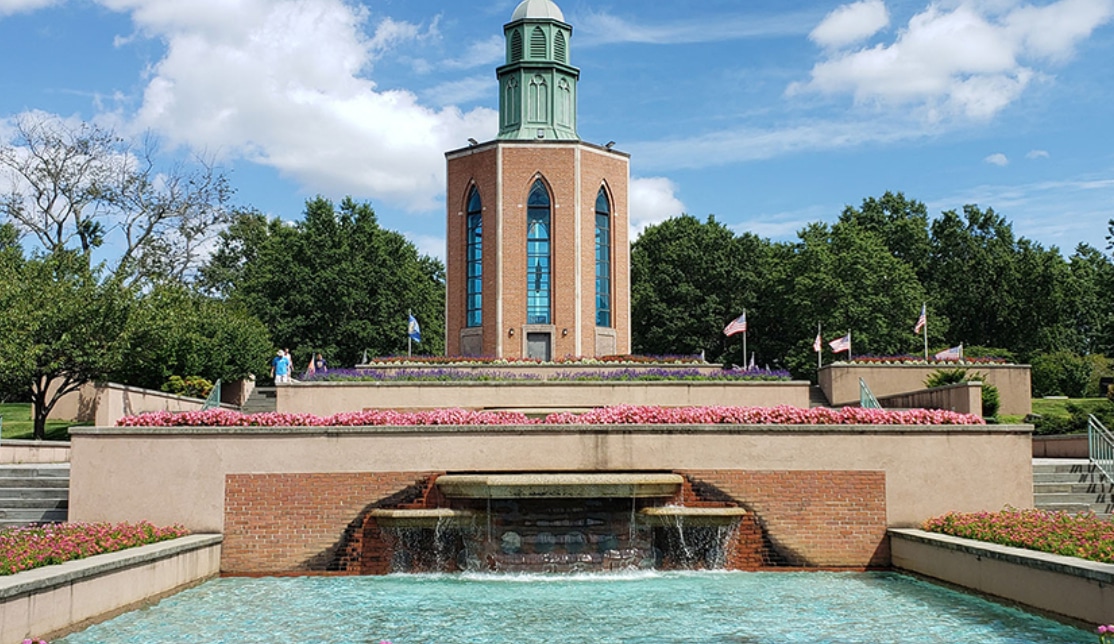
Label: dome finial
xmin=511 ymin=0 xmax=565 ymax=22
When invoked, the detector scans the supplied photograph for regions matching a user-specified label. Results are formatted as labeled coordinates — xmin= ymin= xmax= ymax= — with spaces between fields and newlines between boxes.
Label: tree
xmin=0 ymin=253 xmax=136 ymax=439
xmin=108 ymin=284 xmax=273 ymax=391
xmin=631 ymin=215 xmax=769 ymax=365
xmin=838 ymin=191 xmax=932 ymax=282
xmin=0 ymin=114 xmax=233 ymax=285
xmin=780 ymin=220 xmax=927 ymax=376
xmin=200 ymin=197 xmax=445 ymax=367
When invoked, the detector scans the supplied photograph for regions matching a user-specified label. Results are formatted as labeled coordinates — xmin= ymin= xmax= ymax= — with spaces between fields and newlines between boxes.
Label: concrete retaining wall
xmin=69 ymin=423 xmax=1032 ymax=535
xmin=39 ymin=382 xmax=239 ymax=427
xmin=1032 ymin=434 xmax=1088 ymax=458
xmin=819 ymin=363 xmax=1031 ymax=416
xmin=0 ymin=440 xmax=70 ymax=464
xmin=890 ymin=528 xmax=1114 ymax=626
xmin=0 ymin=534 xmax=221 ymax=644
xmin=276 ymin=380 xmax=811 ymax=415
xmin=875 ymin=382 xmax=982 ymax=415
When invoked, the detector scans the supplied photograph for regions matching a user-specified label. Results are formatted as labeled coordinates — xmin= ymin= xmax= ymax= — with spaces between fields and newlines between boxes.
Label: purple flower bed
xmin=117 ymin=405 xmax=984 ymax=427
xmin=299 ymin=367 xmax=789 ymax=383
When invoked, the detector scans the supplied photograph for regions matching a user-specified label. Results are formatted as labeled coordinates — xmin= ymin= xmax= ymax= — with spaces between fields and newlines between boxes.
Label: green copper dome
xmin=498 ymin=0 xmax=579 ymax=141
xmin=511 ymin=0 xmax=565 ymax=22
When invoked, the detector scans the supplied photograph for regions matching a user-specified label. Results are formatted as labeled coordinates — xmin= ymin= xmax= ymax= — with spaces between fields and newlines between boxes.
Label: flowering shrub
xmin=0 ymin=521 xmax=190 ymax=576
xmin=118 ymin=405 xmax=983 ymax=427
xmin=360 ymin=354 xmax=703 ymax=366
xmin=300 ymin=367 xmax=790 ymax=383
xmin=1100 ymin=625 xmax=1114 ymax=644
xmin=923 ymin=508 xmax=1114 ymax=563
xmin=549 ymin=367 xmax=791 ymax=382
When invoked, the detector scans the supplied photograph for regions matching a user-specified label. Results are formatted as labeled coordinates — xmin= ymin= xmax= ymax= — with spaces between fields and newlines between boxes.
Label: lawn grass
xmin=0 ymin=403 xmax=76 ymax=441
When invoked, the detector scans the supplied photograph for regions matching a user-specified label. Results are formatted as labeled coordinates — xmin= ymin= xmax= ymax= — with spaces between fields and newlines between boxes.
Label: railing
xmin=202 ymin=379 xmax=222 ymax=410
xmin=1089 ymin=414 xmax=1114 ymax=484
xmin=859 ymin=378 xmax=881 ymax=409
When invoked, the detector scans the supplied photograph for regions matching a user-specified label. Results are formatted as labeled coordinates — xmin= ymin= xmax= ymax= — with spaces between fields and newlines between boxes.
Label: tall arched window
xmin=504 ymin=77 xmax=519 ymax=127
xmin=466 ymin=187 xmax=483 ymax=327
xmin=556 ymin=78 xmax=571 ymax=126
xmin=526 ymin=180 xmax=551 ymax=325
xmin=594 ymin=188 xmax=611 ymax=327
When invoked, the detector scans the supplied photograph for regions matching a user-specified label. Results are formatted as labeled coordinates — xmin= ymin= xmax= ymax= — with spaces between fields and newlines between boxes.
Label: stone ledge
xmin=889 ymin=528 xmax=1114 ymax=585
xmin=0 ymin=534 xmax=222 ymax=601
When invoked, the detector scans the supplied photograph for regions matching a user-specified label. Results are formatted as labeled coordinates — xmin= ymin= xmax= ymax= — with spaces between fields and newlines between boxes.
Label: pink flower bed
xmin=0 ymin=521 xmax=190 ymax=575
xmin=117 ymin=405 xmax=984 ymax=427
xmin=923 ymin=508 xmax=1114 ymax=564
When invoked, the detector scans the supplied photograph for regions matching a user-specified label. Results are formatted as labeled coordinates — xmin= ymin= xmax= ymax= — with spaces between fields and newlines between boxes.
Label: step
xmin=1034 ymin=482 xmax=1114 ymax=495
xmin=0 ymin=487 xmax=70 ymax=500
xmin=1033 ymin=472 xmax=1109 ymax=484
xmin=0 ymin=508 xmax=68 ymax=522
xmin=0 ymin=498 xmax=68 ymax=509
xmin=0 ymin=476 xmax=69 ymax=488
xmin=1032 ymin=463 xmax=1103 ymax=475
xmin=1035 ymin=492 xmax=1114 ymax=505
xmin=0 ymin=466 xmax=70 ymax=478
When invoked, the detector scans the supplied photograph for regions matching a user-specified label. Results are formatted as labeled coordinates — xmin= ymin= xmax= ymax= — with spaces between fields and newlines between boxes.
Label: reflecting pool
xmin=55 ymin=571 xmax=1089 ymax=644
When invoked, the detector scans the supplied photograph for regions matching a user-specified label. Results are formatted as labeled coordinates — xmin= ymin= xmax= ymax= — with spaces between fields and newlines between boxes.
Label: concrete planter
xmin=890 ymin=528 xmax=1114 ymax=626
xmin=0 ymin=534 xmax=222 ymax=644
xmin=276 ymin=380 xmax=812 ymax=415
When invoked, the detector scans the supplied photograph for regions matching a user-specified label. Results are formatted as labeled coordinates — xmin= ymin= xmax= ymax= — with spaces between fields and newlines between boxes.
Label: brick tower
xmin=445 ymin=0 xmax=630 ymax=359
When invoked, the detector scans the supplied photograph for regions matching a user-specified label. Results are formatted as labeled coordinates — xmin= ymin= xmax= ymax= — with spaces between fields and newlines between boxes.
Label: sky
xmin=1 ymin=0 xmax=1112 ymax=263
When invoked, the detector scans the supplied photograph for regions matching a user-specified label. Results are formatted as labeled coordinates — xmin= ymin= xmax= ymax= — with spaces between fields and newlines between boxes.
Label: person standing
xmin=313 ymin=353 xmax=328 ymax=373
xmin=271 ymin=349 xmax=291 ymax=384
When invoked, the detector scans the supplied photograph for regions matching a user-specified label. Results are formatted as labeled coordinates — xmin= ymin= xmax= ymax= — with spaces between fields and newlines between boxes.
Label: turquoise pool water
xmin=55 ymin=571 xmax=1089 ymax=643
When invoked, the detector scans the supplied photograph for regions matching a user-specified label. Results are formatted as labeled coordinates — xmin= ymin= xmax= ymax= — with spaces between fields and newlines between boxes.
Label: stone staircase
xmin=241 ymin=386 xmax=277 ymax=414
xmin=808 ymin=385 xmax=830 ymax=408
xmin=0 ymin=463 xmax=69 ymax=529
xmin=1033 ymin=459 xmax=1114 ymax=518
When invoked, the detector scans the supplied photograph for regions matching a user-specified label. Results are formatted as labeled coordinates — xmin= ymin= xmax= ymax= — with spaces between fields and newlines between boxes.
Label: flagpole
xmin=848 ymin=331 xmax=852 ymax=362
xmin=922 ymin=303 xmax=929 ymax=361
xmin=408 ymin=309 xmax=413 ymax=358
xmin=817 ymin=323 xmax=822 ymax=370
xmin=742 ymin=308 xmax=747 ymax=369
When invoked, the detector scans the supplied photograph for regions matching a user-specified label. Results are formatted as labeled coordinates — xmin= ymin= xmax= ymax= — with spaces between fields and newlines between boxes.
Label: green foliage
xmin=161 ymin=376 xmax=214 ymax=399
xmin=1031 ymin=399 xmax=1114 ymax=435
xmin=1031 ymin=351 xmax=1094 ymax=398
xmin=109 ymin=284 xmax=272 ymax=389
xmin=0 ymin=253 xmax=137 ymax=439
xmin=924 ymin=368 xmax=999 ymax=418
xmin=200 ymin=197 xmax=445 ymax=368
xmin=961 ymin=346 xmax=1016 ymax=362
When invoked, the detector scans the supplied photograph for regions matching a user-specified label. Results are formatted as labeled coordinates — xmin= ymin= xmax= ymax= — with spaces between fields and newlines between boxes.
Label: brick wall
xmin=223 ymin=469 xmax=887 ymax=574
xmin=222 ymin=472 xmax=437 ymax=574
xmin=683 ymin=470 xmax=889 ymax=568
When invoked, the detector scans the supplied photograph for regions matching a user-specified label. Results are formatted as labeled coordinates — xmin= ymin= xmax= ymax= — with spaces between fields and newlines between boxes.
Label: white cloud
xmin=629 ymin=176 xmax=686 ymax=237
xmin=577 ymin=8 xmax=817 ymax=45
xmin=789 ymin=0 xmax=1114 ymax=121
xmin=1026 ymin=149 xmax=1050 ymax=159
xmin=104 ymin=0 xmax=498 ymax=212
xmin=984 ymin=152 xmax=1009 ymax=166
xmin=423 ymin=76 xmax=493 ymax=107
xmin=0 ymin=0 xmax=61 ymax=16
xmin=443 ymin=35 xmax=504 ymax=70
xmin=810 ymin=0 xmax=890 ymax=49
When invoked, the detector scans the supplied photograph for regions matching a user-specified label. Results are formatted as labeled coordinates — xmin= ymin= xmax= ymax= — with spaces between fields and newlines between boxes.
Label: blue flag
xmin=408 ymin=314 xmax=421 ymax=343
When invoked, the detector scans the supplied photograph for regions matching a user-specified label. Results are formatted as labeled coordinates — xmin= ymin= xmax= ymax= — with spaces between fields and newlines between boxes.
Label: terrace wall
xmin=0 ymin=440 xmax=70 ymax=464
xmin=38 ymin=381 xmax=240 ymax=427
xmin=819 ymin=364 xmax=1031 ymax=415
xmin=275 ymin=380 xmax=811 ymax=415
xmin=69 ymin=423 xmax=1031 ymax=573
xmin=874 ymin=382 xmax=982 ymax=415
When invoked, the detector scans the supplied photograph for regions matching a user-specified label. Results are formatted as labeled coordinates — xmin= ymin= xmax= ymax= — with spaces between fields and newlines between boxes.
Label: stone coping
xmin=70 ymin=424 xmax=1032 ymax=436
xmin=0 ymin=439 xmax=72 ymax=448
xmin=0 ymin=534 xmax=222 ymax=601
xmin=888 ymin=528 xmax=1114 ymax=585
xmin=641 ymin=507 xmax=747 ymax=516
xmin=436 ymin=473 xmax=684 ymax=498
xmin=282 ymin=380 xmax=806 ymax=387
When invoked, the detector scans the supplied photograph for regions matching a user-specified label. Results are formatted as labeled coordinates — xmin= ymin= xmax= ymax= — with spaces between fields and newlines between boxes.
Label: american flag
xmin=829 ymin=333 xmax=851 ymax=354
xmin=723 ymin=312 xmax=747 ymax=337
xmin=934 ymin=344 xmax=963 ymax=361
xmin=813 ymin=332 xmax=822 ymax=353
xmin=914 ymin=304 xmax=927 ymax=334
